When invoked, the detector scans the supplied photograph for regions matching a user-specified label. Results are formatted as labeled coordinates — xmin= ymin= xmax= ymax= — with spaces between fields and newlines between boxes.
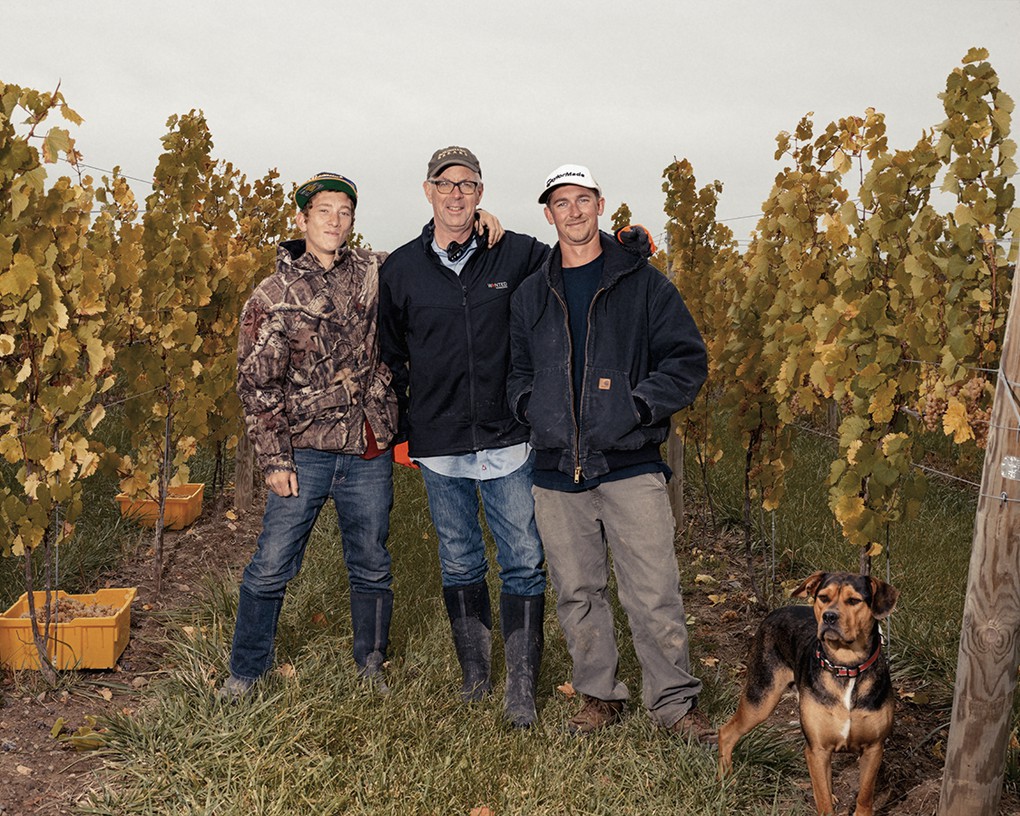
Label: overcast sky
xmin=4 ymin=1 xmax=1019 ymax=251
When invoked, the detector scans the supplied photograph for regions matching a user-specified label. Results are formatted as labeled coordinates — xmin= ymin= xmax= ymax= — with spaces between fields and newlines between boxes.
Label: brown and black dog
xmin=717 ymin=571 xmax=899 ymax=816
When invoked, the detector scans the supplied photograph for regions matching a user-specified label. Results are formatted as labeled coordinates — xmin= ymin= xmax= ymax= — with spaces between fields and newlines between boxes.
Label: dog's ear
xmin=869 ymin=578 xmax=899 ymax=619
xmin=791 ymin=571 xmax=827 ymax=599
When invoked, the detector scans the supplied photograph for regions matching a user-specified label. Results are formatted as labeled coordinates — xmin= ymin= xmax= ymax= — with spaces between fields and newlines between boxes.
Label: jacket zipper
xmin=462 ymin=279 xmax=478 ymax=450
xmin=548 ymin=285 xmax=580 ymax=481
xmin=550 ymin=280 xmax=607 ymax=483
xmin=433 ymin=248 xmax=481 ymax=452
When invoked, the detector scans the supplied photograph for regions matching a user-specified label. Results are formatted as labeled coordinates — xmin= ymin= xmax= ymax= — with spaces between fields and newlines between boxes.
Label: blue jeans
xmin=419 ymin=456 xmax=545 ymax=597
xmin=229 ymin=448 xmax=394 ymax=682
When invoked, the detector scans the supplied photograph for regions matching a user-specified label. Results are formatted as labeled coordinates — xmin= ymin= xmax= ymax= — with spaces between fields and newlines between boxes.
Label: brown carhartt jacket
xmin=237 ymin=239 xmax=398 ymax=475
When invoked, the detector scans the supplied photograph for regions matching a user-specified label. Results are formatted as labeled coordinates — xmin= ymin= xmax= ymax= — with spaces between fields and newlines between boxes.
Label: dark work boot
xmin=350 ymin=590 xmax=393 ymax=694
xmin=500 ymin=592 xmax=545 ymax=728
xmin=443 ymin=582 xmax=492 ymax=702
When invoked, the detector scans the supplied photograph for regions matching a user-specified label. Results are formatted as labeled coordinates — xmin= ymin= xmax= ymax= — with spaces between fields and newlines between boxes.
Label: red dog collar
xmin=815 ymin=643 xmax=881 ymax=678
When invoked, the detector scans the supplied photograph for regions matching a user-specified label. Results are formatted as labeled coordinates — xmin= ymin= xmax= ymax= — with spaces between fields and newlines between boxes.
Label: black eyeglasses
xmin=428 ymin=179 xmax=480 ymax=195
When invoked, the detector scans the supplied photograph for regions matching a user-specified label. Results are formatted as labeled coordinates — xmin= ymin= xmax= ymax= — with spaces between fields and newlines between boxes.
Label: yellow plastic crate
xmin=115 ymin=482 xmax=205 ymax=529
xmin=0 ymin=587 xmax=137 ymax=670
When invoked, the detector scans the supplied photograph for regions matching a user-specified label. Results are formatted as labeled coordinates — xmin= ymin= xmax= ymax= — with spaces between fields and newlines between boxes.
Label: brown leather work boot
xmin=566 ymin=695 xmax=625 ymax=735
xmin=664 ymin=705 xmax=717 ymax=745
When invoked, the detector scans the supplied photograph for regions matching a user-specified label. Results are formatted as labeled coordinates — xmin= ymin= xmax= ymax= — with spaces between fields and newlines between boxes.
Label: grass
xmin=687 ymin=425 xmax=979 ymax=706
xmin=76 ymin=466 xmax=804 ymax=816
xmin=9 ymin=411 xmax=1004 ymax=812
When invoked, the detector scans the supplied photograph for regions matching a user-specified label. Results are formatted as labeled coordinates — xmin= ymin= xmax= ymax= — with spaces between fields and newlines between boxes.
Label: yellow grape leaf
xmin=15 ymin=357 xmax=32 ymax=383
xmin=84 ymin=337 xmax=106 ymax=373
xmin=881 ymin=432 xmax=909 ymax=456
xmin=707 ymin=594 xmax=727 ymax=606
xmin=694 ymin=574 xmax=718 ymax=585
xmin=41 ymin=450 xmax=65 ymax=473
xmin=833 ymin=149 xmax=852 ymax=174
xmin=41 ymin=128 xmax=72 ymax=163
xmin=0 ymin=255 xmax=39 ymax=297
xmin=0 ymin=334 xmax=14 ymax=356
xmin=864 ymin=542 xmax=883 ymax=558
xmin=868 ymin=380 xmax=897 ymax=424
xmin=808 ymin=359 xmax=832 ymax=395
xmin=943 ymin=397 xmax=975 ymax=444
xmin=85 ymin=404 xmax=106 ymax=433
xmin=23 ymin=472 xmax=42 ymax=500
xmin=834 ymin=494 xmax=866 ymax=526
xmin=847 ymin=439 xmax=863 ymax=465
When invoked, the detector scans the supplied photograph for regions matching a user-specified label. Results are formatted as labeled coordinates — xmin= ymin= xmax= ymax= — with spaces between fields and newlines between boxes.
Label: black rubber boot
xmin=350 ymin=590 xmax=393 ymax=693
xmin=500 ymin=592 xmax=545 ymax=728
xmin=443 ymin=582 xmax=492 ymax=702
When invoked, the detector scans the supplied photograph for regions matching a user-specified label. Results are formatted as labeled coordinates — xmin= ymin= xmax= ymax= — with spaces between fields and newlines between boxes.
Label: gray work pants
xmin=533 ymin=472 xmax=702 ymax=728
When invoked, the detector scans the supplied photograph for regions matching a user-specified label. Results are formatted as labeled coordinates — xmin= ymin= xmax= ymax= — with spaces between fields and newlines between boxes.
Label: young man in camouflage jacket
xmin=223 ymin=172 xmax=399 ymax=696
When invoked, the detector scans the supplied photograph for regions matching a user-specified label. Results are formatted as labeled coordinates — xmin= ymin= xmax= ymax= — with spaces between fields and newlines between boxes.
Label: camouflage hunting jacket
xmin=237 ymin=239 xmax=398 ymax=475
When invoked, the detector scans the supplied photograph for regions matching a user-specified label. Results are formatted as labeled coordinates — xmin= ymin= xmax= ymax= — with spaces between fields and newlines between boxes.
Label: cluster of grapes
xmin=921 ymin=395 xmax=947 ymax=432
xmin=19 ymin=597 xmax=119 ymax=620
xmin=956 ymin=376 xmax=992 ymax=448
xmin=919 ymin=375 xmax=991 ymax=445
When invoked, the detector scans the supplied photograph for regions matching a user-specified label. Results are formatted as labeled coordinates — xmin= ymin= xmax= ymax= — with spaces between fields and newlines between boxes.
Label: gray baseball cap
xmin=427 ymin=146 xmax=481 ymax=179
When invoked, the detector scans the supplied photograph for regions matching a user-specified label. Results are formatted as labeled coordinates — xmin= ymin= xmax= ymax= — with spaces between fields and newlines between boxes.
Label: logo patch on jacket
xmin=487 ymin=281 xmax=508 ymax=290
xmin=598 ymin=378 xmax=612 ymax=390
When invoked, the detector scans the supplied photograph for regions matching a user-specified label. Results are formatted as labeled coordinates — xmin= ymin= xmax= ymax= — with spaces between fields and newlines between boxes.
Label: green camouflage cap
xmin=295 ymin=172 xmax=358 ymax=210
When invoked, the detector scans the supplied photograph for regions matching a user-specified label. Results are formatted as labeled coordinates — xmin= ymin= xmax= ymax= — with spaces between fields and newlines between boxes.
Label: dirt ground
xmin=0 ymin=492 xmax=260 ymax=815
xmin=1 ymin=489 xmax=1017 ymax=815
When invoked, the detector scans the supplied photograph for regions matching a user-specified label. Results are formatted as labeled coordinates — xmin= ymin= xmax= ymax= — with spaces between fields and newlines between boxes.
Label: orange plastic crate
xmin=0 ymin=588 xmax=137 ymax=670
xmin=115 ymin=483 xmax=205 ymax=529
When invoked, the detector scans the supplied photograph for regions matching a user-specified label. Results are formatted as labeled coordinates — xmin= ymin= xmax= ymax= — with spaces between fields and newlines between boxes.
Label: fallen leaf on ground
xmin=98 ymin=687 xmax=113 ymax=702
xmin=556 ymin=681 xmax=576 ymax=698
xmin=50 ymin=717 xmax=67 ymax=739
xmin=276 ymin=663 xmax=297 ymax=679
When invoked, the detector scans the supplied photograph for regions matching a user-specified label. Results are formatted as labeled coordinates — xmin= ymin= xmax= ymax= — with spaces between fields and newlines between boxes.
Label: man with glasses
xmin=379 ymin=147 xmax=548 ymax=728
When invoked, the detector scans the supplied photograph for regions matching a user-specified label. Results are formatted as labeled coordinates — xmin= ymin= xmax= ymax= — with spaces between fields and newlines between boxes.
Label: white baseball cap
xmin=538 ymin=164 xmax=602 ymax=204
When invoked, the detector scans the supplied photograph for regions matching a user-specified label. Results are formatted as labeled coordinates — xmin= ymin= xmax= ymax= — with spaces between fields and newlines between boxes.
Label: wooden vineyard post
xmin=234 ymin=429 xmax=255 ymax=514
xmin=667 ymin=415 xmax=685 ymax=532
xmin=938 ymin=265 xmax=1020 ymax=815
